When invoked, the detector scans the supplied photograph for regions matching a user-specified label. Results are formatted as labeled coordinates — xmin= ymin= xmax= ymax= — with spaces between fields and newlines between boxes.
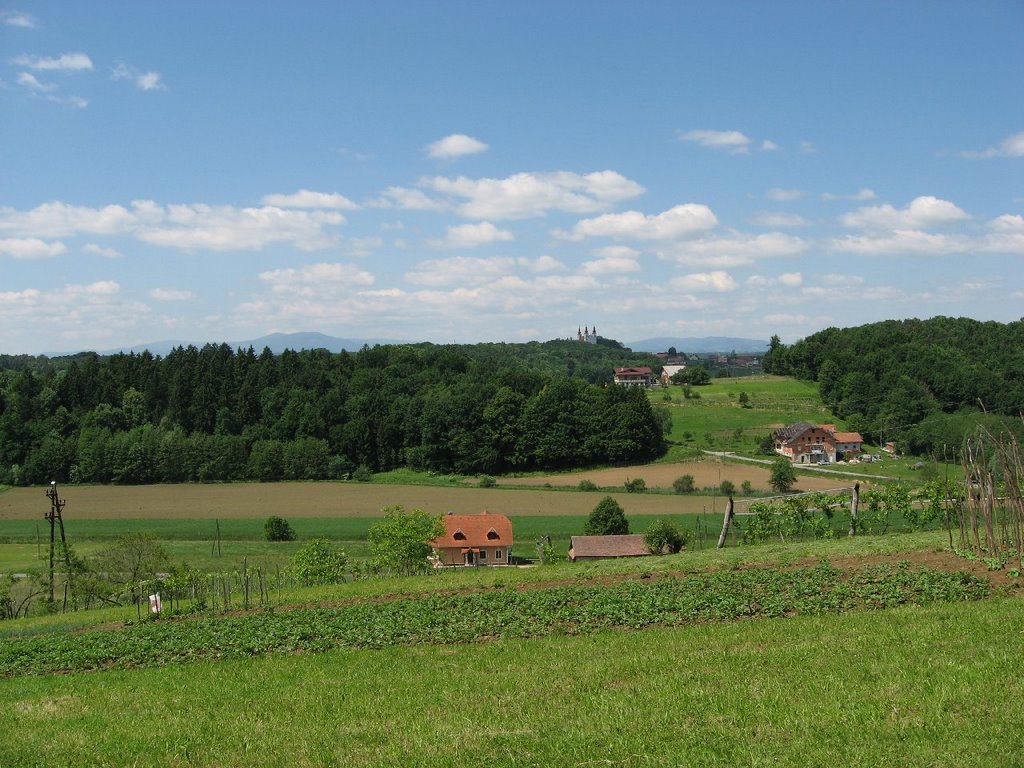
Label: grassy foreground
xmin=1 ymin=594 xmax=1021 ymax=767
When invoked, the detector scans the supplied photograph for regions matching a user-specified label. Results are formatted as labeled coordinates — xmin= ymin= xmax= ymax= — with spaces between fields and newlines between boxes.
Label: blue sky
xmin=1 ymin=1 xmax=1022 ymax=354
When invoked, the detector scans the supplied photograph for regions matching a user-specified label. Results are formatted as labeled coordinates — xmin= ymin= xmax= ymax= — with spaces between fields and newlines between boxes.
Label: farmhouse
xmin=774 ymin=422 xmax=864 ymax=464
xmin=568 ymin=534 xmax=651 ymax=561
xmin=613 ymin=366 xmax=653 ymax=387
xmin=430 ymin=511 xmax=513 ymax=567
xmin=660 ymin=364 xmax=686 ymax=384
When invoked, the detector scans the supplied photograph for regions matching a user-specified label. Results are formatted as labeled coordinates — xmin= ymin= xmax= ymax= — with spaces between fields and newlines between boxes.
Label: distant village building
xmin=569 ymin=534 xmax=652 ymax=561
xmin=429 ymin=511 xmax=514 ymax=567
xmin=773 ymin=422 xmax=864 ymax=464
xmin=577 ymin=325 xmax=599 ymax=344
xmin=660 ymin=364 xmax=687 ymax=384
xmin=613 ymin=366 xmax=653 ymax=387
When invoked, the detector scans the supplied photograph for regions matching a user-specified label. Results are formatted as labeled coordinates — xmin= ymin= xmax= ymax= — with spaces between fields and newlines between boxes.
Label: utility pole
xmin=44 ymin=481 xmax=71 ymax=604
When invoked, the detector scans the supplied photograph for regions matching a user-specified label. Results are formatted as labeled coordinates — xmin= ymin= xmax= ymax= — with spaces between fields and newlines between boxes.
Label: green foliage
xmin=264 ymin=516 xmax=295 ymax=542
xmin=624 ymin=477 xmax=646 ymax=493
xmin=291 ymin=538 xmax=349 ymax=586
xmin=643 ymin=519 xmax=687 ymax=554
xmin=770 ymin=458 xmax=797 ymax=492
xmin=0 ymin=563 xmax=988 ymax=677
xmin=577 ymin=479 xmax=597 ymax=492
xmin=367 ymin=506 xmax=445 ymax=575
xmin=478 ymin=475 xmax=496 ymax=488
xmin=738 ymin=391 xmax=751 ymax=408
xmin=719 ymin=480 xmax=736 ymax=496
xmin=673 ymin=474 xmax=695 ymax=494
xmin=585 ymin=496 xmax=629 ymax=535
xmin=741 ymin=480 xmax=753 ymax=494
xmin=671 ymin=367 xmax=711 ymax=386
xmin=352 ymin=464 xmax=373 ymax=482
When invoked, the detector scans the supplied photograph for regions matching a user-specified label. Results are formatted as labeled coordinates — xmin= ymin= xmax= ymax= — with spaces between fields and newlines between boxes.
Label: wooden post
xmin=848 ymin=483 xmax=859 ymax=537
xmin=716 ymin=496 xmax=734 ymax=549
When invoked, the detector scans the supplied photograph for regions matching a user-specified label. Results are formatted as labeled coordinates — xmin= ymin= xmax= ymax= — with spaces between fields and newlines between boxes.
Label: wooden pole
xmin=716 ymin=496 xmax=734 ymax=549
xmin=848 ymin=483 xmax=859 ymax=537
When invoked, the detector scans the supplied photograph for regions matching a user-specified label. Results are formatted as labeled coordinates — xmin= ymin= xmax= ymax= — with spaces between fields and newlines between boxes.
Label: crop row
xmin=0 ymin=562 xmax=988 ymax=677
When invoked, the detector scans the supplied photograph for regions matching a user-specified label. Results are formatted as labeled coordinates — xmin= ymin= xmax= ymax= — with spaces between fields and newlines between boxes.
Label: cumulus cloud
xmin=0 ymin=199 xmax=346 ymax=251
xmin=371 ymin=186 xmax=449 ymax=211
xmin=753 ymin=212 xmax=808 ymax=228
xmin=83 ymin=243 xmax=122 ymax=258
xmin=427 ymin=133 xmax=489 ymax=159
xmin=569 ymin=204 xmax=717 ymax=241
xmin=17 ymin=71 xmax=54 ymax=92
xmin=12 ymin=52 xmax=93 ymax=71
xmin=822 ymin=188 xmax=876 ymax=201
xmin=830 ymin=230 xmax=966 ymax=256
xmin=962 ymin=130 xmax=1024 ymax=159
xmin=841 ymin=196 xmax=970 ymax=230
xmin=580 ymin=254 xmax=641 ymax=276
xmin=2 ymin=10 xmax=35 ymax=27
xmin=262 ymin=189 xmax=359 ymax=210
xmin=149 ymin=288 xmax=195 ymax=301
xmin=422 ymin=170 xmax=645 ymax=220
xmin=659 ymin=232 xmax=809 ymax=268
xmin=746 ymin=272 xmax=803 ymax=288
xmin=671 ymin=271 xmax=737 ymax=292
xmin=760 ymin=140 xmax=779 ymax=151
xmin=434 ymin=221 xmax=515 ymax=249
xmin=112 ymin=63 xmax=164 ymax=91
xmin=988 ymin=214 xmax=1024 ymax=232
xmin=406 ymin=256 xmax=515 ymax=287
xmin=765 ymin=188 xmax=802 ymax=201
xmin=518 ymin=255 xmax=565 ymax=273
xmin=0 ymin=238 xmax=66 ymax=259
xmin=259 ymin=263 xmax=374 ymax=295
xmin=678 ymin=129 xmax=751 ymax=153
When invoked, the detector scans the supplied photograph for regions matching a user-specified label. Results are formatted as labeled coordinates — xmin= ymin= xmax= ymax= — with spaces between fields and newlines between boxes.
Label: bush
xmin=770 ymin=457 xmax=797 ymax=492
xmin=291 ymin=538 xmax=348 ymax=586
xmin=352 ymin=464 xmax=373 ymax=482
xmin=577 ymin=479 xmax=597 ymax=492
xmin=478 ymin=475 xmax=496 ymax=488
xmin=264 ymin=515 xmax=295 ymax=542
xmin=741 ymin=480 xmax=753 ymax=495
xmin=368 ymin=505 xmax=445 ymax=575
xmin=719 ymin=479 xmax=736 ymax=496
xmin=624 ymin=477 xmax=646 ymax=493
xmin=585 ymin=496 xmax=629 ymax=536
xmin=673 ymin=474 xmax=696 ymax=494
xmin=644 ymin=519 xmax=687 ymax=554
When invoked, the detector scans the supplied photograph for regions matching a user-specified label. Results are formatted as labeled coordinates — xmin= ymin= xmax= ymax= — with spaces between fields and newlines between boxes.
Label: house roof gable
xmin=430 ymin=512 xmax=513 ymax=549
xmin=569 ymin=534 xmax=651 ymax=558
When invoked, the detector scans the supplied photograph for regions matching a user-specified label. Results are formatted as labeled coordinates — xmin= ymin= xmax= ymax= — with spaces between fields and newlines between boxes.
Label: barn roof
xmin=430 ymin=511 xmax=513 ymax=549
xmin=569 ymin=534 xmax=651 ymax=559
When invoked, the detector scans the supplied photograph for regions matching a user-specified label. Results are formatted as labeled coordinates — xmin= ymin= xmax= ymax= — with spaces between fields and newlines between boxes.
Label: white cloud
xmin=962 ymin=131 xmax=1024 ymax=159
xmin=753 ymin=212 xmax=808 ymax=227
xmin=760 ymin=140 xmax=779 ymax=151
xmin=149 ymin=288 xmax=195 ymax=301
xmin=370 ymin=186 xmax=448 ymax=211
xmin=83 ymin=243 xmax=122 ymax=258
xmin=427 ymin=134 xmax=489 ymax=159
xmin=0 ymin=199 xmax=346 ymax=251
xmin=406 ymin=256 xmax=515 ymax=286
xmin=580 ymin=254 xmax=641 ymax=276
xmin=259 ymin=262 xmax=374 ymax=295
xmin=423 ymin=170 xmax=645 ymax=220
xmin=830 ymin=230 xmax=965 ymax=256
xmin=822 ymin=273 xmax=865 ymax=287
xmin=822 ymin=188 xmax=876 ymax=201
xmin=659 ymin=232 xmax=809 ymax=267
xmin=678 ymin=129 xmax=751 ymax=153
xmin=569 ymin=204 xmax=717 ymax=241
xmin=12 ymin=52 xmax=93 ymax=71
xmin=262 ymin=189 xmax=359 ymax=210
xmin=988 ymin=214 xmax=1024 ymax=232
xmin=765 ymin=188 xmax=802 ymax=201
xmin=518 ymin=255 xmax=565 ymax=273
xmin=343 ymin=236 xmax=383 ymax=258
xmin=592 ymin=245 xmax=641 ymax=259
xmin=747 ymin=272 xmax=803 ymax=288
xmin=434 ymin=221 xmax=515 ymax=249
xmin=671 ymin=271 xmax=737 ymax=292
xmin=17 ymin=71 xmax=54 ymax=92
xmin=798 ymin=141 xmax=817 ymax=154
xmin=2 ymin=10 xmax=35 ymax=27
xmin=841 ymin=196 xmax=970 ymax=230
xmin=0 ymin=238 xmax=66 ymax=259
xmin=112 ymin=62 xmax=165 ymax=91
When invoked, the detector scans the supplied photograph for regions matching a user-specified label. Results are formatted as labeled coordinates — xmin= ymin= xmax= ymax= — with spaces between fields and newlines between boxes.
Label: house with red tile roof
xmin=613 ymin=366 xmax=653 ymax=387
xmin=429 ymin=511 xmax=514 ymax=567
xmin=774 ymin=422 xmax=864 ymax=464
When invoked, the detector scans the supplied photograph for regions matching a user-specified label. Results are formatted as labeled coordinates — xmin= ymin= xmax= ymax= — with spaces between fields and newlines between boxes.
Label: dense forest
xmin=763 ymin=317 xmax=1024 ymax=455
xmin=0 ymin=340 xmax=667 ymax=486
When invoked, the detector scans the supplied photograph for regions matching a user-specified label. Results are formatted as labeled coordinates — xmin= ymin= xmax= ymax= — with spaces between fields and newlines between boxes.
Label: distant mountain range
xmin=626 ymin=337 xmax=769 ymax=354
xmin=97 ymin=332 xmax=409 ymax=357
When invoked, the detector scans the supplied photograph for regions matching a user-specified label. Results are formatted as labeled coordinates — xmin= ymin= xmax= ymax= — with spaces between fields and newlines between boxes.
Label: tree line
xmin=0 ymin=341 xmax=666 ymax=486
xmin=762 ymin=316 xmax=1024 ymax=455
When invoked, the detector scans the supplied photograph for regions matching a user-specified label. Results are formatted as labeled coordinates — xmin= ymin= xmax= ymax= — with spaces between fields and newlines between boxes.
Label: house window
xmin=453 ymin=530 xmax=466 ymax=540
xmin=486 ymin=529 xmax=499 ymax=540
xmin=479 ymin=550 xmax=487 ymax=561
xmin=495 ymin=550 xmax=503 ymax=560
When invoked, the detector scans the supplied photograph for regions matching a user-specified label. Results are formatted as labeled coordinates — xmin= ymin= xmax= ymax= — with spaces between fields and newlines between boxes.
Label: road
xmin=702 ymin=451 xmax=893 ymax=481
